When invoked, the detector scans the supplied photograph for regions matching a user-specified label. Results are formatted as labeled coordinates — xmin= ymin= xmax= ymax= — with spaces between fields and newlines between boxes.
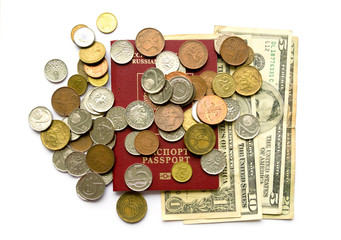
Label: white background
xmin=1 ymin=0 xmax=340 ymax=239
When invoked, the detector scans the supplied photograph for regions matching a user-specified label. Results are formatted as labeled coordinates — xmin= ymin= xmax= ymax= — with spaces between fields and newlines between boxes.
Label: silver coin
xmin=73 ymin=27 xmax=95 ymax=48
xmin=177 ymin=62 xmax=186 ymax=73
xmin=169 ymin=76 xmax=194 ymax=105
xmin=80 ymin=88 xmax=103 ymax=116
xmin=180 ymin=85 xmax=195 ymax=107
xmin=200 ymin=149 xmax=227 ymax=175
xmin=158 ymin=126 xmax=185 ymax=142
xmin=106 ymin=134 xmax=116 ymax=149
xmin=124 ymin=163 xmax=153 ymax=192
xmin=44 ymin=59 xmax=68 ymax=83
xmin=68 ymin=108 xmax=92 ymax=134
xmin=141 ymin=67 xmax=166 ymax=94
xmin=148 ymin=80 xmax=172 ymax=105
xmin=191 ymin=101 xmax=202 ymax=123
xmin=124 ymin=131 xmax=141 ymax=156
xmin=155 ymin=51 xmax=180 ymax=75
xmin=88 ymin=87 xmax=115 ymax=113
xmin=100 ymin=170 xmax=113 ymax=185
xmin=52 ymin=147 xmax=73 ymax=172
xmin=28 ymin=106 xmax=53 ymax=131
xmin=76 ymin=172 xmax=105 ymax=201
xmin=65 ymin=152 xmax=89 ymax=177
xmin=90 ymin=117 xmax=115 ymax=144
xmin=224 ymin=98 xmax=240 ymax=122
xmin=62 ymin=117 xmax=81 ymax=141
xmin=126 ymin=101 xmax=154 ymax=130
xmin=106 ymin=106 xmax=128 ymax=131
xmin=235 ymin=114 xmax=260 ymax=140
xmin=110 ymin=40 xmax=134 ymax=64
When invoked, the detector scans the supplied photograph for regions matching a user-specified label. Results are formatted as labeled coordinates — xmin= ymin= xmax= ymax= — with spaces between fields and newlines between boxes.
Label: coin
xmin=124 ymin=163 xmax=153 ymax=191
xmin=232 ymin=65 xmax=262 ymax=96
xmin=165 ymin=71 xmax=190 ymax=81
xmin=110 ymin=40 xmax=134 ymax=64
xmin=68 ymin=108 xmax=92 ymax=134
xmin=169 ymin=76 xmax=194 ymax=105
xmin=83 ymin=58 xmax=108 ymax=78
xmin=235 ymin=114 xmax=260 ymax=140
xmin=73 ymin=26 xmax=95 ymax=48
xmin=182 ymin=108 xmax=197 ymax=131
xmin=90 ymin=117 xmax=115 ymax=145
xmin=212 ymin=73 xmax=236 ymax=98
xmin=134 ymin=130 xmax=159 ymax=155
xmin=191 ymin=100 xmax=202 ymax=123
xmin=96 ymin=12 xmax=117 ymax=33
xmin=41 ymin=120 xmax=70 ymax=151
xmin=52 ymin=147 xmax=73 ymax=172
xmin=243 ymin=46 xmax=255 ymax=66
xmin=44 ymin=59 xmax=68 ymax=83
xmin=184 ymin=123 xmax=216 ymax=155
xmin=197 ymin=95 xmax=227 ymax=125
xmin=67 ymin=74 xmax=88 ymax=95
xmin=106 ymin=106 xmax=128 ymax=131
xmin=86 ymin=144 xmax=115 ymax=174
xmin=106 ymin=134 xmax=116 ymax=149
xmin=200 ymin=70 xmax=217 ymax=96
xmin=178 ymin=40 xmax=208 ymax=69
xmin=125 ymin=131 xmax=141 ymax=156
xmin=77 ymin=59 xmax=88 ymax=80
xmin=189 ymin=76 xmax=207 ymax=100
xmin=76 ymin=172 xmax=105 ymax=201
xmin=65 ymin=152 xmax=89 ymax=177
xmin=51 ymin=87 xmax=80 ymax=117
xmin=88 ymin=72 xmax=109 ymax=87
xmin=200 ymin=149 xmax=226 ymax=175
xmin=28 ymin=106 xmax=52 ymax=132
xmin=100 ymin=170 xmax=113 ymax=185
xmin=79 ymin=41 xmax=106 ymax=64
xmin=71 ymin=24 xmax=88 ymax=43
xmin=158 ymin=126 xmax=185 ymax=142
xmin=171 ymin=162 xmax=192 ymax=183
xmin=154 ymin=104 xmax=183 ymax=132
xmin=141 ymin=67 xmax=166 ymax=94
xmin=148 ymin=80 xmax=172 ymax=105
xmin=69 ymin=133 xmax=93 ymax=152
xmin=88 ymin=87 xmax=114 ymax=113
xmin=126 ymin=100 xmax=154 ymax=130
xmin=214 ymin=33 xmax=232 ymax=54
xmin=224 ymin=98 xmax=240 ymax=122
xmin=116 ymin=192 xmax=147 ymax=223
xmin=135 ymin=28 xmax=165 ymax=57
xmin=220 ymin=36 xmax=249 ymax=66
xmin=62 ymin=117 xmax=81 ymax=141
xmin=155 ymin=51 xmax=180 ymax=75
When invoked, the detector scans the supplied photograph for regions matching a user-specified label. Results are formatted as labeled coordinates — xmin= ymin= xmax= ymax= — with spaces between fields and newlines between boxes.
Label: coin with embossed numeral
xmin=76 ymin=172 xmax=105 ymax=201
xmin=235 ymin=114 xmax=260 ymax=140
xmin=68 ymin=108 xmax=92 ymax=134
xmin=124 ymin=163 xmax=153 ymax=192
xmin=90 ymin=117 xmax=115 ymax=145
xmin=28 ymin=106 xmax=53 ymax=132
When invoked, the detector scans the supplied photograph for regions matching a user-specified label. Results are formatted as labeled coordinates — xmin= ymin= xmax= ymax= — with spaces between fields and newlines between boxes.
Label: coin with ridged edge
xmin=116 ymin=192 xmax=147 ymax=223
xmin=171 ymin=162 xmax=192 ymax=183
xmin=76 ymin=172 xmax=105 ymax=201
xmin=126 ymin=101 xmax=154 ymax=130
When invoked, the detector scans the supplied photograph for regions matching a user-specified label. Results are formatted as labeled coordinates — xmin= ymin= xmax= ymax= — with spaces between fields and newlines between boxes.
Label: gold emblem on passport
xmin=160 ymin=172 xmax=171 ymax=180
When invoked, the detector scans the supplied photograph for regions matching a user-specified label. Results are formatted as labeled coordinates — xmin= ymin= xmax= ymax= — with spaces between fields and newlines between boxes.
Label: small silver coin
xmin=90 ymin=117 xmax=115 ymax=144
xmin=62 ymin=117 xmax=81 ymax=141
xmin=65 ymin=152 xmax=89 ymax=177
xmin=200 ymin=149 xmax=227 ymax=175
xmin=124 ymin=131 xmax=141 ymax=156
xmin=224 ymin=98 xmax=240 ymax=122
xmin=88 ymin=87 xmax=115 ymax=113
xmin=155 ymin=51 xmax=180 ymax=75
xmin=106 ymin=134 xmax=116 ymax=149
xmin=68 ymin=108 xmax=93 ymax=134
xmin=106 ymin=106 xmax=128 ymax=131
xmin=76 ymin=172 xmax=105 ymax=201
xmin=73 ymin=27 xmax=95 ymax=48
xmin=126 ymin=101 xmax=154 ymax=130
xmin=235 ymin=114 xmax=260 ymax=140
xmin=141 ymin=67 xmax=166 ymax=94
xmin=52 ymin=147 xmax=73 ymax=172
xmin=44 ymin=59 xmax=68 ymax=83
xmin=191 ymin=101 xmax=203 ymax=123
xmin=100 ymin=170 xmax=113 ymax=185
xmin=158 ymin=126 xmax=185 ymax=142
xmin=110 ymin=40 xmax=134 ymax=64
xmin=124 ymin=163 xmax=153 ymax=192
xmin=148 ymin=80 xmax=172 ymax=105
xmin=28 ymin=106 xmax=53 ymax=131
xmin=169 ymin=76 xmax=194 ymax=105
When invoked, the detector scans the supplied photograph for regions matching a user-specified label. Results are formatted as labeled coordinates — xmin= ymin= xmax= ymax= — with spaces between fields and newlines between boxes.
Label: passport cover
xmin=111 ymin=39 xmax=219 ymax=191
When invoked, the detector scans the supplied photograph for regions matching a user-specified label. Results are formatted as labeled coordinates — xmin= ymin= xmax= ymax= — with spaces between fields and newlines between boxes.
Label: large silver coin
xmin=200 ymin=149 xmax=227 ymax=175
xmin=90 ymin=117 xmax=115 ymax=144
xmin=126 ymin=101 xmax=154 ymax=130
xmin=65 ymin=152 xmax=89 ymax=177
xmin=62 ymin=117 xmax=81 ymax=141
xmin=141 ymin=67 xmax=165 ymax=94
xmin=124 ymin=163 xmax=153 ymax=192
xmin=44 ymin=59 xmax=68 ymax=83
xmin=110 ymin=40 xmax=134 ymax=64
xmin=148 ymin=80 xmax=172 ymax=105
xmin=52 ymin=147 xmax=73 ymax=173
xmin=28 ymin=106 xmax=53 ymax=131
xmin=106 ymin=106 xmax=128 ymax=131
xmin=68 ymin=108 xmax=92 ymax=134
xmin=88 ymin=87 xmax=115 ymax=113
xmin=235 ymin=114 xmax=260 ymax=140
xmin=155 ymin=51 xmax=180 ymax=75
xmin=158 ymin=126 xmax=185 ymax=142
xmin=76 ymin=172 xmax=105 ymax=201
xmin=169 ymin=76 xmax=194 ymax=105
xmin=224 ymin=98 xmax=240 ymax=122
xmin=73 ymin=27 xmax=95 ymax=48
xmin=124 ymin=131 xmax=141 ymax=156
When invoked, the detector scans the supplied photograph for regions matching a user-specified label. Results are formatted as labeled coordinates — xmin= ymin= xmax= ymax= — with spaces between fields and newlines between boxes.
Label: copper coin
xmin=189 ymin=76 xmax=207 ymax=100
xmin=135 ymin=28 xmax=165 ymax=57
xmin=200 ymin=70 xmax=217 ymax=95
xmin=69 ymin=133 xmax=93 ymax=152
xmin=51 ymin=87 xmax=80 ymax=117
xmin=154 ymin=103 xmax=184 ymax=132
xmin=197 ymin=95 xmax=227 ymax=125
xmin=134 ymin=130 xmax=159 ymax=155
xmin=86 ymin=144 xmax=115 ymax=174
xmin=165 ymin=71 xmax=190 ymax=81
xmin=220 ymin=36 xmax=249 ymax=66
xmin=178 ymin=40 xmax=208 ymax=69
xmin=83 ymin=58 xmax=108 ymax=78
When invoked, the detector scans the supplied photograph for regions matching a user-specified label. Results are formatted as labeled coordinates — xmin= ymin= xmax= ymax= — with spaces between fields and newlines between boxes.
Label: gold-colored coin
xmin=96 ymin=12 xmax=117 ymax=33
xmin=41 ymin=120 xmax=70 ymax=151
xmin=212 ymin=73 xmax=236 ymax=98
xmin=88 ymin=72 xmax=109 ymax=87
xmin=182 ymin=108 xmax=197 ymax=131
xmin=67 ymin=74 xmax=88 ymax=95
xmin=171 ymin=162 xmax=193 ymax=183
xmin=71 ymin=24 xmax=87 ymax=42
xmin=232 ymin=65 xmax=262 ymax=96
xmin=79 ymin=41 xmax=106 ymax=64
xmin=184 ymin=123 xmax=216 ymax=155
xmin=116 ymin=192 xmax=147 ymax=223
xmin=243 ymin=46 xmax=254 ymax=66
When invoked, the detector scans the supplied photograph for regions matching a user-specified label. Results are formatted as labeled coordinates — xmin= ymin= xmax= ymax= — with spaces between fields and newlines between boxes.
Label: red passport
xmin=111 ymin=39 xmax=219 ymax=191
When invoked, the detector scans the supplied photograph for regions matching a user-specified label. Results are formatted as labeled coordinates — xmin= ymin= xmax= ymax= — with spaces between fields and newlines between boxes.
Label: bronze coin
xmin=200 ymin=70 xmax=217 ymax=95
xmin=83 ymin=58 xmax=108 ymax=78
xmin=189 ymin=76 xmax=207 ymax=100
xmin=154 ymin=103 xmax=184 ymax=132
xmin=135 ymin=28 xmax=165 ymax=57
xmin=165 ymin=71 xmax=190 ymax=81
xmin=51 ymin=87 xmax=80 ymax=117
xmin=178 ymin=40 xmax=208 ymax=69
xmin=69 ymin=133 xmax=93 ymax=152
xmin=86 ymin=144 xmax=115 ymax=174
xmin=197 ymin=95 xmax=227 ymax=125
xmin=220 ymin=36 xmax=249 ymax=66
xmin=134 ymin=130 xmax=159 ymax=155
